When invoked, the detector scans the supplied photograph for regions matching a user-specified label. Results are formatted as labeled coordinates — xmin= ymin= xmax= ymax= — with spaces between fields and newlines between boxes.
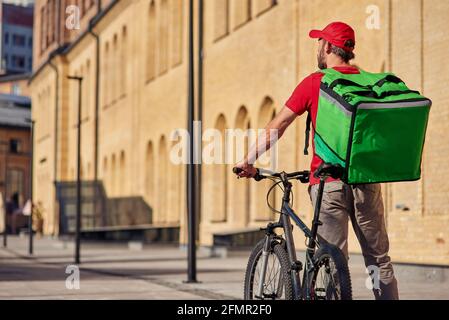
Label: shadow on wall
xmin=55 ymin=181 xmax=153 ymax=235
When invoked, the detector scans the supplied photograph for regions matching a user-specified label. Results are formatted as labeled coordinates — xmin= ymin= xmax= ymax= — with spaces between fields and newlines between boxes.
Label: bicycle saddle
xmin=314 ymin=163 xmax=344 ymax=179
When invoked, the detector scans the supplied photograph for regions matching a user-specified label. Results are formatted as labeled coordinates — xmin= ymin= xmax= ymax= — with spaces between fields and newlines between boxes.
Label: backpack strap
xmin=304 ymin=112 xmax=312 ymax=156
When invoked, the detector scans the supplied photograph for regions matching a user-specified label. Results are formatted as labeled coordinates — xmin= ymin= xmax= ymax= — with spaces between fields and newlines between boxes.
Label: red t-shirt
xmin=285 ymin=66 xmax=360 ymax=185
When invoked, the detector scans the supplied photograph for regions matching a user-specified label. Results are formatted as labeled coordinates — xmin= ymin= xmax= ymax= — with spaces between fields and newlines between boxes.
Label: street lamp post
xmin=186 ymin=0 xmax=198 ymax=284
xmin=68 ymin=76 xmax=83 ymax=265
xmin=28 ymin=120 xmax=35 ymax=255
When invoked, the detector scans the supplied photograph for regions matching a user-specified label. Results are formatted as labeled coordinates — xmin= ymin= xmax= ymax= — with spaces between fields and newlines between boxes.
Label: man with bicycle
xmin=235 ymin=22 xmax=399 ymax=300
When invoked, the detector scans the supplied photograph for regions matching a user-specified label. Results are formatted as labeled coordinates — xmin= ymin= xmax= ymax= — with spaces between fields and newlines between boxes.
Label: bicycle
xmin=233 ymin=163 xmax=352 ymax=300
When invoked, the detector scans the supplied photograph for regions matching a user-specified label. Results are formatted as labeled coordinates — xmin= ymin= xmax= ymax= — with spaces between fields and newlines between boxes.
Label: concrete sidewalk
xmin=0 ymin=236 xmax=448 ymax=300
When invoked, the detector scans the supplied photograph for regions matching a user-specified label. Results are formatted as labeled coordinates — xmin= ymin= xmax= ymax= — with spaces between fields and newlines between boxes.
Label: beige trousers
xmin=309 ymin=181 xmax=399 ymax=300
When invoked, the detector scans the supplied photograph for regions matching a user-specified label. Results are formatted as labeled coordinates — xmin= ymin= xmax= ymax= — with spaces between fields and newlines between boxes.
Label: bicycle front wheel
xmin=243 ymin=238 xmax=294 ymax=300
xmin=309 ymin=243 xmax=352 ymax=300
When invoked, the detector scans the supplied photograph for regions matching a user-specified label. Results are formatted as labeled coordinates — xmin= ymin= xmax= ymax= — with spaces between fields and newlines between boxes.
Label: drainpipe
xmin=48 ymin=56 xmax=59 ymax=236
xmin=88 ymin=26 xmax=100 ymax=185
xmin=48 ymin=58 xmax=59 ymax=186
xmin=88 ymin=21 xmax=101 ymax=226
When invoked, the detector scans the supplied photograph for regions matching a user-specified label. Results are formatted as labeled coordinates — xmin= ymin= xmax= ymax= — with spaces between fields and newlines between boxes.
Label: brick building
xmin=0 ymin=1 xmax=34 ymax=74
xmin=0 ymin=93 xmax=31 ymax=208
xmin=29 ymin=0 xmax=449 ymax=265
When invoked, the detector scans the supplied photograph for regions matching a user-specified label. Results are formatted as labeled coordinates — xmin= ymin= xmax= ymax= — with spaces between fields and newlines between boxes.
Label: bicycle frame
xmin=256 ymin=175 xmax=328 ymax=300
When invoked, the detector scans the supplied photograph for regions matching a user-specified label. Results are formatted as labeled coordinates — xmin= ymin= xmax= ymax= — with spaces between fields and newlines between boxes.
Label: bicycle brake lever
xmin=253 ymin=169 xmax=265 ymax=182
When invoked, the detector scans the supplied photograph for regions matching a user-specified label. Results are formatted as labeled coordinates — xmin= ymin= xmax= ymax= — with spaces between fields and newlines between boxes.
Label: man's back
xmin=285 ymin=66 xmax=360 ymax=185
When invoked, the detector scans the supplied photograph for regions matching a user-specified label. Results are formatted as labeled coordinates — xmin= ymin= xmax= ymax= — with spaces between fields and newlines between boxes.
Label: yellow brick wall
xmin=30 ymin=0 xmax=449 ymax=264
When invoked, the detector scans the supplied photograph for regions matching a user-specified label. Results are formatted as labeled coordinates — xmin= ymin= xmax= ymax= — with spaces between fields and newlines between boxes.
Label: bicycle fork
xmin=256 ymin=236 xmax=272 ymax=299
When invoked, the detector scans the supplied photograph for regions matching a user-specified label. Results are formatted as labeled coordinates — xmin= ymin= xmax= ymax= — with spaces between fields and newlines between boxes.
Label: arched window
xmin=103 ymin=156 xmax=108 ymax=194
xmin=87 ymin=162 xmax=91 ymax=179
xmin=146 ymin=142 xmax=154 ymax=207
xmin=84 ymin=60 xmax=90 ymax=120
xmin=256 ymin=97 xmax=276 ymax=221
xmin=255 ymin=0 xmax=277 ymax=16
xmin=112 ymin=34 xmax=118 ymax=103
xmin=119 ymin=151 xmax=126 ymax=194
xmin=146 ymin=1 xmax=156 ymax=81
xmin=111 ymin=153 xmax=116 ymax=196
xmin=212 ymin=115 xmax=228 ymax=222
xmin=79 ymin=65 xmax=85 ymax=119
xmin=159 ymin=0 xmax=169 ymax=75
xmin=121 ymin=26 xmax=127 ymax=98
xmin=157 ymin=136 xmax=167 ymax=223
xmin=214 ymin=0 xmax=229 ymax=40
xmin=233 ymin=0 xmax=251 ymax=29
xmin=168 ymin=133 xmax=182 ymax=223
xmin=102 ymin=42 xmax=109 ymax=107
xmin=230 ymin=106 xmax=251 ymax=227
xmin=171 ymin=0 xmax=183 ymax=66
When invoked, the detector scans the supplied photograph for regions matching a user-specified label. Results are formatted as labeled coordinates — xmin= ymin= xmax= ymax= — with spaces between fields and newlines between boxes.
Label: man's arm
xmin=235 ymin=106 xmax=298 ymax=178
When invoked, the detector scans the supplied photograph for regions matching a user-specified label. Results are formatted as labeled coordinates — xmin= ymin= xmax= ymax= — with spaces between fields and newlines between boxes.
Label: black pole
xmin=68 ymin=76 xmax=83 ymax=265
xmin=28 ymin=120 xmax=35 ymax=255
xmin=197 ymin=0 xmax=204 ymax=242
xmin=186 ymin=0 xmax=197 ymax=283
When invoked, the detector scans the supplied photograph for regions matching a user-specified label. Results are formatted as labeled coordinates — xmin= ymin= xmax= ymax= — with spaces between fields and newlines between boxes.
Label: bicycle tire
xmin=309 ymin=243 xmax=352 ymax=300
xmin=243 ymin=238 xmax=294 ymax=300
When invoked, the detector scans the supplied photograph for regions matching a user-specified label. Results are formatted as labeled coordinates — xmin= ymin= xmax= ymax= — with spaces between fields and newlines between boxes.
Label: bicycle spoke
xmin=252 ymin=250 xmax=284 ymax=300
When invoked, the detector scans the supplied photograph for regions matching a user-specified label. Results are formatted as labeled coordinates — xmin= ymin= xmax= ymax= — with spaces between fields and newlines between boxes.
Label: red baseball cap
xmin=309 ymin=22 xmax=356 ymax=52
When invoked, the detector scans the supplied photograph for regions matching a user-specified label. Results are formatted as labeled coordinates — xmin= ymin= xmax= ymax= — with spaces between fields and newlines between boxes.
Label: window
xmin=7 ymin=169 xmax=24 ymax=206
xmin=159 ymin=0 xmax=169 ymax=75
xmin=83 ymin=61 xmax=89 ymax=119
xmin=28 ymin=37 xmax=32 ymax=48
xmin=9 ymin=139 xmax=22 ymax=153
xmin=233 ymin=0 xmax=251 ymax=29
xmin=50 ymin=0 xmax=57 ymax=43
xmin=40 ymin=6 xmax=46 ymax=52
xmin=172 ymin=0 xmax=183 ymax=66
xmin=214 ymin=0 xmax=229 ymax=40
xmin=146 ymin=1 xmax=156 ymax=82
xmin=255 ymin=0 xmax=277 ymax=16
xmin=121 ymin=26 xmax=127 ymax=97
xmin=112 ymin=34 xmax=118 ymax=102
xmin=45 ymin=2 xmax=51 ymax=47
xmin=102 ymin=42 xmax=109 ymax=107
xmin=12 ymin=34 xmax=26 ymax=47
xmin=12 ymin=55 xmax=25 ymax=69
xmin=5 ymin=33 xmax=9 ymax=45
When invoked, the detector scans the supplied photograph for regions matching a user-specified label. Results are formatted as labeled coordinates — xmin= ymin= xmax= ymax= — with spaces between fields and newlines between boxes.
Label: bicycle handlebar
xmin=232 ymin=167 xmax=310 ymax=183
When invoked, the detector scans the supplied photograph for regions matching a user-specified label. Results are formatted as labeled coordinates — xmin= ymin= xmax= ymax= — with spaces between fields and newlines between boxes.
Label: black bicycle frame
xmin=263 ymin=175 xmax=327 ymax=300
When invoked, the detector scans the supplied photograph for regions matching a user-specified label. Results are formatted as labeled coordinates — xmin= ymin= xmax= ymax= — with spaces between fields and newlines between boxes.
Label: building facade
xmin=0 ymin=2 xmax=34 ymax=74
xmin=0 ymin=94 xmax=31 ymax=208
xmin=30 ymin=0 xmax=449 ymax=265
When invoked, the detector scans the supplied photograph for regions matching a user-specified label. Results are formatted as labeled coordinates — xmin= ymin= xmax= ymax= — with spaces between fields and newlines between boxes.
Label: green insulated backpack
xmin=307 ymin=68 xmax=432 ymax=184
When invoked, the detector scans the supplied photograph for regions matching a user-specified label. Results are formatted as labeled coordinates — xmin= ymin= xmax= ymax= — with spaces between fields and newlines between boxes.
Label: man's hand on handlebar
xmin=234 ymin=161 xmax=257 ymax=179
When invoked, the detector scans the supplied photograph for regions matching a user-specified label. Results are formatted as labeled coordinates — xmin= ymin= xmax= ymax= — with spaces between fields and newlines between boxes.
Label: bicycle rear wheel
xmin=309 ymin=243 xmax=352 ymax=300
xmin=243 ymin=238 xmax=293 ymax=300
